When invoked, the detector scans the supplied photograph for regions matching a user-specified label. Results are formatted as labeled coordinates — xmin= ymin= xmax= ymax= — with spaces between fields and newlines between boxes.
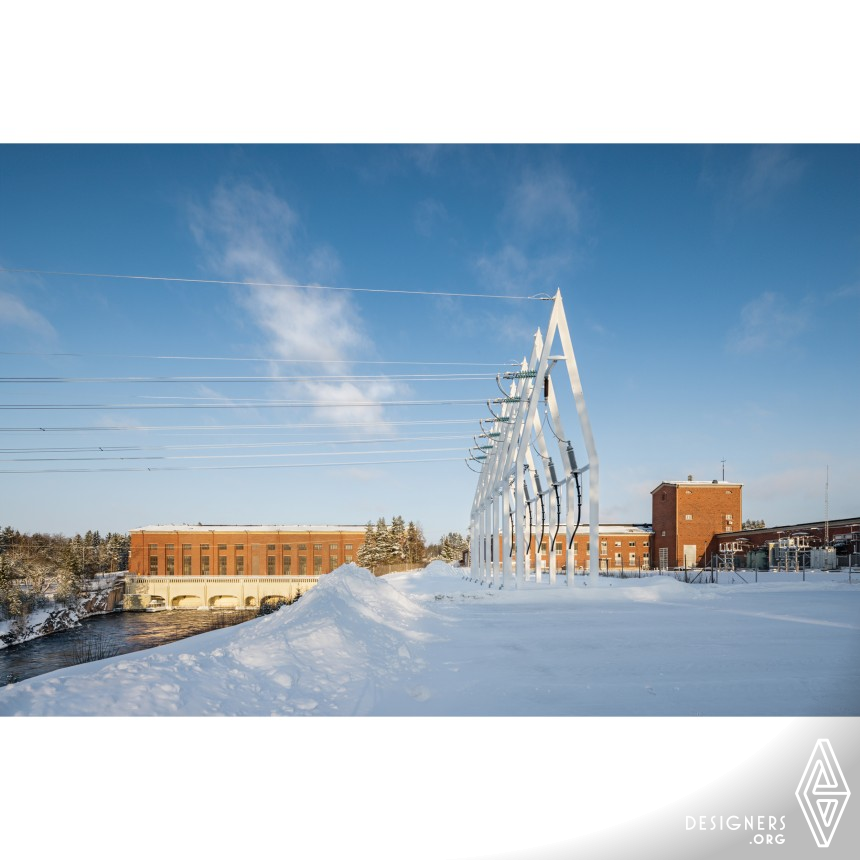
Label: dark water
xmin=0 ymin=609 xmax=256 ymax=687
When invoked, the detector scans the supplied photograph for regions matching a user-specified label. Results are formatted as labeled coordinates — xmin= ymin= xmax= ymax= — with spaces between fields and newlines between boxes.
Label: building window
xmin=236 ymin=557 xmax=244 ymax=575
xmin=149 ymin=543 xmax=157 ymax=550
xmin=298 ymin=557 xmax=307 ymax=575
xmin=345 ymin=555 xmax=353 ymax=563
xmin=614 ymin=541 xmax=621 ymax=547
xmin=182 ymin=544 xmax=191 ymax=550
xmin=298 ymin=544 xmax=307 ymax=551
xmin=235 ymin=544 xmax=244 ymax=550
xmin=556 ymin=541 xmax=563 ymax=555
xmin=725 ymin=490 xmax=732 ymax=495
xmin=219 ymin=556 xmax=227 ymax=575
xmin=200 ymin=544 xmax=209 ymax=550
xmin=283 ymin=556 xmax=292 ymax=575
xmin=201 ymin=555 xmax=210 ymax=575
xmin=267 ymin=556 xmax=276 ymax=576
xmin=313 ymin=544 xmax=322 ymax=551
xmin=330 ymin=543 xmax=338 ymax=550
xmin=149 ymin=555 xmax=158 ymax=576
xmin=629 ymin=541 xmax=636 ymax=547
xmin=165 ymin=544 xmax=174 ymax=550
xmin=267 ymin=544 xmax=276 ymax=551
xmin=614 ymin=553 xmax=622 ymax=566
xmin=218 ymin=544 xmax=227 ymax=550
xmin=685 ymin=514 xmax=693 ymax=521
xmin=314 ymin=556 xmax=323 ymax=574
xmin=166 ymin=556 xmax=175 ymax=576
xmin=661 ymin=530 xmax=666 ymax=537
xmin=329 ymin=555 xmax=338 ymax=571
xmin=629 ymin=552 xmax=636 ymax=565
xmin=344 ymin=543 xmax=353 ymax=550
xmin=182 ymin=556 xmax=192 ymax=576
xmin=282 ymin=544 xmax=291 ymax=552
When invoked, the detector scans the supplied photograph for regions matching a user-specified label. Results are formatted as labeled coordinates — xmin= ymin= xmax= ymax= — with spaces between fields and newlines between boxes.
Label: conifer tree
xmin=389 ymin=515 xmax=407 ymax=561
xmin=405 ymin=521 xmax=426 ymax=564
xmin=356 ymin=521 xmax=379 ymax=570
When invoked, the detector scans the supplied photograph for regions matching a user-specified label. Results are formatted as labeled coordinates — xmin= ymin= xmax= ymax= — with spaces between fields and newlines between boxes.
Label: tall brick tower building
xmin=651 ymin=478 xmax=742 ymax=568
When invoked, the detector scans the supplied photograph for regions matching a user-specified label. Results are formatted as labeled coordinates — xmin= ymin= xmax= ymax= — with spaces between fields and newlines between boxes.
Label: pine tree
xmin=356 ymin=521 xmax=379 ymax=571
xmin=439 ymin=532 xmax=468 ymax=562
xmin=389 ymin=515 xmax=407 ymax=562
xmin=405 ymin=521 xmax=426 ymax=564
xmin=374 ymin=517 xmax=398 ymax=564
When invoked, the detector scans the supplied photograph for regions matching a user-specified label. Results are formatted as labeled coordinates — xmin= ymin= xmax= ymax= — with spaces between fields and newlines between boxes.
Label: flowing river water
xmin=0 ymin=609 xmax=257 ymax=687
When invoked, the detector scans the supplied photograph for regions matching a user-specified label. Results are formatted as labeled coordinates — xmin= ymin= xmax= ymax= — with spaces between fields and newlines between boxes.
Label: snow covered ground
xmin=1 ymin=561 xmax=858 ymax=716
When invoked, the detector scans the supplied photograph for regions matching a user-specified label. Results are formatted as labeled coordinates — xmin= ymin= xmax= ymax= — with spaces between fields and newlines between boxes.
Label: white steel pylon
xmin=468 ymin=290 xmax=599 ymax=587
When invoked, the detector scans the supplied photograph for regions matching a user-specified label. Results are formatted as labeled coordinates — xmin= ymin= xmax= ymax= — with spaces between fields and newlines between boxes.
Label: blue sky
xmin=1 ymin=144 xmax=859 ymax=540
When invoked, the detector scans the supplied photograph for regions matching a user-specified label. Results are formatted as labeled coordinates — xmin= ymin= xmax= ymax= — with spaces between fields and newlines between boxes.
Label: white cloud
xmin=726 ymin=291 xmax=808 ymax=353
xmin=475 ymin=243 xmax=571 ymax=296
xmin=702 ymin=146 xmax=805 ymax=214
xmin=502 ymin=166 xmax=582 ymax=235
xmin=414 ymin=198 xmax=448 ymax=237
xmin=735 ymin=146 xmax=804 ymax=208
xmin=475 ymin=164 xmax=583 ymax=297
xmin=0 ymin=291 xmax=55 ymax=338
xmin=189 ymin=181 xmax=398 ymax=426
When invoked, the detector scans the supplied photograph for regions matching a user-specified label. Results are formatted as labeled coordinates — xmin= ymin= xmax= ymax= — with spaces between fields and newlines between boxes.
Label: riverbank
xmin=0 ymin=573 xmax=124 ymax=649
xmin=1 ymin=605 xmax=257 ymax=687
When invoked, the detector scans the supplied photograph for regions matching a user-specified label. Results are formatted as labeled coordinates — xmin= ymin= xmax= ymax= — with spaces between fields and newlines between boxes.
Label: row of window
xmin=148 ymin=554 xmax=354 ymax=576
xmin=148 ymin=543 xmax=353 ymax=552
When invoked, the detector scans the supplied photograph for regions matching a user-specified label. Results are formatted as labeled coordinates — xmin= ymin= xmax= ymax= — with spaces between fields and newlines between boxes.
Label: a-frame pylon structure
xmin=468 ymin=290 xmax=599 ymax=588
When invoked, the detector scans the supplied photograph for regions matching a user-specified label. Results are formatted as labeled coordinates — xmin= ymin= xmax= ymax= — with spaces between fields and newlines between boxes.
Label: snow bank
xmin=1 ymin=563 xmax=858 ymax=716
xmin=0 ymin=563 xmax=441 ymax=716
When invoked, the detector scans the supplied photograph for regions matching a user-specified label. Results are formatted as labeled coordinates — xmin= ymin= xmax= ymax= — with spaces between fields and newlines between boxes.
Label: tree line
xmin=0 ymin=526 xmax=129 ymax=625
xmin=355 ymin=517 xmax=469 ymax=571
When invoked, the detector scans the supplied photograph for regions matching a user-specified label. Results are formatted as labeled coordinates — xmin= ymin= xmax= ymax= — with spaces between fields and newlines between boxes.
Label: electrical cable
xmin=0 ymin=418 xmax=481 ymax=433
xmin=0 ymin=456 xmax=463 ymax=475
xmin=0 ymin=398 xmax=487 ymax=411
xmin=0 ymin=433 xmax=474 ymax=455
xmin=0 ymin=267 xmax=551 ymax=301
xmin=0 ymin=373 xmax=497 ymax=384
xmin=0 ymin=351 xmax=517 ymax=366
xmin=0 ymin=445 xmax=466 ymax=464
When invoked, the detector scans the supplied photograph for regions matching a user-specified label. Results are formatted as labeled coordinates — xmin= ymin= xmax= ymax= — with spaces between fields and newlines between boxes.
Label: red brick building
xmin=651 ymin=479 xmax=743 ymax=569
xmin=129 ymin=524 xmax=366 ymax=578
xmin=495 ymin=524 xmax=654 ymax=572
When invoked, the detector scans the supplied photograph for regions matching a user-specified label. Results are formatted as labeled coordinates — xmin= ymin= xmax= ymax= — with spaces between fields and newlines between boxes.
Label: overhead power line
xmin=0 ymin=456 xmax=463 ymax=475
xmin=0 ymin=267 xmax=550 ymax=301
xmin=0 ymin=351 xmax=517 ymax=366
xmin=0 ymin=398 xmax=486 ymax=411
xmin=0 ymin=433 xmax=473 ymax=454
xmin=0 ymin=373 xmax=495 ymax=384
xmin=0 ymin=445 xmax=466 ymax=464
xmin=0 ymin=418 xmax=481 ymax=433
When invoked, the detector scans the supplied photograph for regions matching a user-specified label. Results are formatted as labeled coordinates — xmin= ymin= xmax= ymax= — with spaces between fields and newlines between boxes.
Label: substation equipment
xmin=468 ymin=290 xmax=599 ymax=588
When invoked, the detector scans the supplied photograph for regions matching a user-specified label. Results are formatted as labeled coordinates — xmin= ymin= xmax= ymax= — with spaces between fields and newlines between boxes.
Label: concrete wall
xmin=123 ymin=575 xmax=321 ymax=611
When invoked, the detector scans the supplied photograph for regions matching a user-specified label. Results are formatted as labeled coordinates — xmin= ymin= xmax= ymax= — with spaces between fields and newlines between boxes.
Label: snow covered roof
xmin=130 ymin=523 xmax=367 ymax=533
xmin=651 ymin=480 xmax=742 ymax=492
xmin=499 ymin=524 xmax=653 ymax=536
